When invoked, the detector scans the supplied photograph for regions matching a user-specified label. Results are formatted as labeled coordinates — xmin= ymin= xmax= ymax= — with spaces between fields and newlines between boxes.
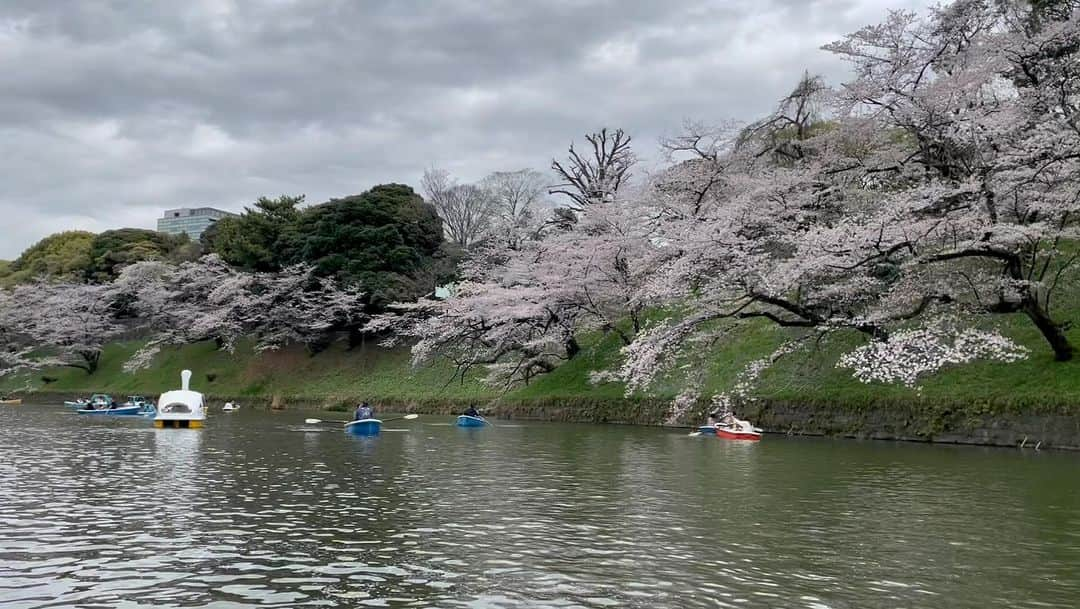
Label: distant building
xmin=157 ymin=207 xmax=235 ymax=240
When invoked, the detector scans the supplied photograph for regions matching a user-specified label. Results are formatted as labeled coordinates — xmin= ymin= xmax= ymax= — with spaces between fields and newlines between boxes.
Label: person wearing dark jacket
xmin=354 ymin=402 xmax=374 ymax=421
xmin=463 ymin=405 xmax=480 ymax=418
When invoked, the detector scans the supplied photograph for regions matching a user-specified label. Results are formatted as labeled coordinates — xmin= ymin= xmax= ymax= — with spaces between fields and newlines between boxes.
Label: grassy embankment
xmin=5 ymin=291 xmax=1080 ymax=427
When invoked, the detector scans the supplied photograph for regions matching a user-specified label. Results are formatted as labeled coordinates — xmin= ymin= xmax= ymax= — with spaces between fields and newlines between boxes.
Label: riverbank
xmin=17 ymin=387 xmax=1080 ymax=450
xmin=5 ymin=308 xmax=1080 ymax=449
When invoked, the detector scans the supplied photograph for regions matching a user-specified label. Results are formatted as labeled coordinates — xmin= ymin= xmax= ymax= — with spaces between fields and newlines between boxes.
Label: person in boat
xmin=354 ymin=401 xmax=374 ymax=421
xmin=463 ymin=404 xmax=480 ymax=418
xmin=109 ymin=399 xmax=119 ymax=410
xmin=706 ymin=410 xmax=720 ymax=426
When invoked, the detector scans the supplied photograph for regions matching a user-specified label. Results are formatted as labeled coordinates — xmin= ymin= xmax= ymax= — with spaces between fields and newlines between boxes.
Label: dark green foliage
xmin=205 ymin=185 xmax=454 ymax=308
xmin=2 ymin=227 xmax=199 ymax=286
xmin=995 ymin=0 xmax=1078 ymax=35
xmin=289 ymin=184 xmax=449 ymax=307
xmin=1 ymin=231 xmax=95 ymax=286
xmin=85 ymin=228 xmax=190 ymax=282
xmin=1024 ymin=0 xmax=1077 ymax=24
xmin=208 ymin=195 xmax=303 ymax=272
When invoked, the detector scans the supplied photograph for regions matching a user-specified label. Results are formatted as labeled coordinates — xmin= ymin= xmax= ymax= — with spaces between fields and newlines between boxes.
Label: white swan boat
xmin=154 ymin=370 xmax=206 ymax=429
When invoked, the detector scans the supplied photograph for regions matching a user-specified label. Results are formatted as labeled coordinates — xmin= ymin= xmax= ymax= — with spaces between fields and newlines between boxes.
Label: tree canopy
xmin=205 ymin=185 xmax=452 ymax=308
xmin=0 ymin=231 xmax=95 ymax=286
xmin=290 ymin=184 xmax=448 ymax=307
xmin=207 ymin=195 xmax=303 ymax=272
xmin=85 ymin=229 xmax=194 ymax=282
xmin=375 ymin=0 xmax=1080 ymax=407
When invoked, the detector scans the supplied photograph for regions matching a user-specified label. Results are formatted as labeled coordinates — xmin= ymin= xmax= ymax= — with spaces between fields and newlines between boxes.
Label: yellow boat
xmin=0 ymin=398 xmax=22 ymax=405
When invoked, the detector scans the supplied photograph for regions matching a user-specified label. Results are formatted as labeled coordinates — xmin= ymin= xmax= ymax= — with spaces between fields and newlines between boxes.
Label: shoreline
xmin=20 ymin=390 xmax=1080 ymax=451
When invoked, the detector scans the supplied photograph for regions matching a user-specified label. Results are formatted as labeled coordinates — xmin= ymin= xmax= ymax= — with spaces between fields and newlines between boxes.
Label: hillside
xmin=6 ymin=297 xmax=1080 ymax=421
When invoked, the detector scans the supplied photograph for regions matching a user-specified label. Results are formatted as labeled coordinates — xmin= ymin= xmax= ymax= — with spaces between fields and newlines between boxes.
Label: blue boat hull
xmin=77 ymin=406 xmax=141 ymax=416
xmin=345 ymin=419 xmax=382 ymax=436
xmin=457 ymin=415 xmax=487 ymax=427
xmin=698 ymin=425 xmax=718 ymax=435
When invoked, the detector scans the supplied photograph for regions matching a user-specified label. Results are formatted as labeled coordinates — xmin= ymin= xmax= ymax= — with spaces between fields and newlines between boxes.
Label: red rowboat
xmin=715 ymin=424 xmax=762 ymax=441
xmin=698 ymin=417 xmax=762 ymax=441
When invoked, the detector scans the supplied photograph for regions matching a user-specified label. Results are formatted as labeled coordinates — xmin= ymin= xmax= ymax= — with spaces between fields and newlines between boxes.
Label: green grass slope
xmin=2 ymin=339 xmax=496 ymax=405
xmin=5 ymin=300 xmax=1080 ymax=416
xmin=508 ymin=300 xmax=1080 ymax=414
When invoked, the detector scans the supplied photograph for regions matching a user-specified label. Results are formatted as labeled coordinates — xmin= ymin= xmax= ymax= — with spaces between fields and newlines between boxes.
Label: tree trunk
xmin=1024 ymin=300 xmax=1074 ymax=361
xmin=347 ymin=327 xmax=366 ymax=350
xmin=78 ymin=350 xmax=101 ymax=375
xmin=565 ymin=336 xmax=581 ymax=359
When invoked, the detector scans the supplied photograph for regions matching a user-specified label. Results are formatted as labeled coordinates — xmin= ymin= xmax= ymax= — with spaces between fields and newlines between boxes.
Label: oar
xmin=477 ymin=401 xmax=502 ymax=426
xmin=304 ymin=414 xmax=420 ymax=425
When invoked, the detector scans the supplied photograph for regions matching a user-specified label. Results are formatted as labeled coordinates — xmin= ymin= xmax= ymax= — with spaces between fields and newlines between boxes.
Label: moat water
xmin=1 ymin=404 xmax=1077 ymax=608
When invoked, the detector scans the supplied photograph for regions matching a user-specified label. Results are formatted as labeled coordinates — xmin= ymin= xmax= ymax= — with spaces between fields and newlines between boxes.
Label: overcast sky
xmin=0 ymin=0 xmax=929 ymax=259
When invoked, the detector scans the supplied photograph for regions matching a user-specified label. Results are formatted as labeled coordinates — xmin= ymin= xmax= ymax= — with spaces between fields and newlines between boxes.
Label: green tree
xmin=0 ymin=231 xmax=95 ymax=286
xmin=206 ymin=195 xmax=303 ymax=272
xmin=85 ymin=228 xmax=188 ymax=282
xmin=289 ymin=184 xmax=448 ymax=307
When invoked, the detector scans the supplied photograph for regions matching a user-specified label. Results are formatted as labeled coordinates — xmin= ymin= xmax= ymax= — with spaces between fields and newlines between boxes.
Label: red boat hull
xmin=715 ymin=427 xmax=762 ymax=441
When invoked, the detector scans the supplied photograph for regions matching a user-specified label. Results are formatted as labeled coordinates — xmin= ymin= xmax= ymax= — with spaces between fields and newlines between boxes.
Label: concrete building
xmin=157 ymin=207 xmax=235 ymax=240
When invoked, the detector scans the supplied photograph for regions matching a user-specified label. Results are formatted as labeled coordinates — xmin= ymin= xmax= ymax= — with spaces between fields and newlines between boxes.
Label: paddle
xmin=474 ymin=401 xmax=503 ymax=426
xmin=305 ymin=414 xmax=420 ymax=425
xmin=379 ymin=413 xmax=419 ymax=424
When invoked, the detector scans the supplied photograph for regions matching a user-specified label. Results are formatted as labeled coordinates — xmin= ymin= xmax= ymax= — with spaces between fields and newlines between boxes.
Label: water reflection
xmin=0 ymin=406 xmax=1077 ymax=608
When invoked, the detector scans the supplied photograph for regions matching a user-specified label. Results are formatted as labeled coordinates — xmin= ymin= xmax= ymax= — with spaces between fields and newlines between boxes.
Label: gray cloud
xmin=0 ymin=0 xmax=928 ymax=258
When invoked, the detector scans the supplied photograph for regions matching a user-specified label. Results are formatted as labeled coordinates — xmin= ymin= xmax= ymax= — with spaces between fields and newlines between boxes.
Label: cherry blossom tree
xmin=373 ymin=130 xmax=656 ymax=388
xmin=113 ymin=255 xmax=367 ymax=371
xmin=369 ymin=281 xmax=583 ymax=387
xmin=603 ymin=1 xmax=1078 ymax=403
xmin=837 ymin=316 xmax=1029 ymax=387
xmin=0 ymin=345 xmax=48 ymax=378
xmin=817 ymin=0 xmax=1080 ymax=360
xmin=0 ymin=281 xmax=124 ymax=374
xmin=373 ymin=199 xmax=661 ymax=387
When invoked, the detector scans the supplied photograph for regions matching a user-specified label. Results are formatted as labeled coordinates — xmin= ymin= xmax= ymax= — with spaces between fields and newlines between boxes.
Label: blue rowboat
xmin=345 ymin=418 xmax=382 ymax=436
xmin=456 ymin=415 xmax=487 ymax=427
xmin=77 ymin=405 xmax=141 ymax=416
xmin=698 ymin=425 xmax=718 ymax=435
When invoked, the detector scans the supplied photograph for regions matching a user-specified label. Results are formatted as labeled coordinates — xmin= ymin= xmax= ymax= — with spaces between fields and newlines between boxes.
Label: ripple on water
xmin=1 ymin=407 xmax=1079 ymax=608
